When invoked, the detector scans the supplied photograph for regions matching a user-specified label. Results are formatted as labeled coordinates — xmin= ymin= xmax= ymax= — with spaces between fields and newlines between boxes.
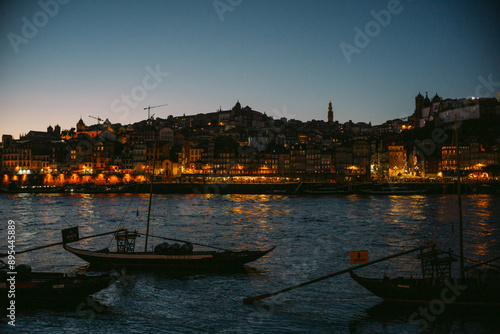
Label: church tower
xmin=414 ymin=92 xmax=424 ymax=127
xmin=77 ymin=117 xmax=86 ymax=132
xmin=328 ymin=101 xmax=333 ymax=122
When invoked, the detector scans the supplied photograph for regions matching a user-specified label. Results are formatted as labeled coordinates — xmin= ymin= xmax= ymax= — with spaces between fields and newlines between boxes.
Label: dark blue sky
xmin=1 ymin=0 xmax=499 ymax=138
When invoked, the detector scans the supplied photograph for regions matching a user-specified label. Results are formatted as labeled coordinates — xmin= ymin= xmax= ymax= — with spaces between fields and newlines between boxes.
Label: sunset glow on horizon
xmin=1 ymin=0 xmax=499 ymax=139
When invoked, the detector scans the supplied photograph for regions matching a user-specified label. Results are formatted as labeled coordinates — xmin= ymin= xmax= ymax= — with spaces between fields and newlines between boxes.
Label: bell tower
xmin=76 ymin=117 xmax=86 ymax=132
xmin=328 ymin=101 xmax=333 ymax=122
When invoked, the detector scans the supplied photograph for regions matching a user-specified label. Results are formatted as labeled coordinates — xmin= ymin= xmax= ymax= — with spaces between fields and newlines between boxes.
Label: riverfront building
xmin=2 ymin=97 xmax=500 ymax=187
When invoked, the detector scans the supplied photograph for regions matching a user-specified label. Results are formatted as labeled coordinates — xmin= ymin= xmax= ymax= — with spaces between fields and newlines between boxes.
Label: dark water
xmin=1 ymin=193 xmax=499 ymax=333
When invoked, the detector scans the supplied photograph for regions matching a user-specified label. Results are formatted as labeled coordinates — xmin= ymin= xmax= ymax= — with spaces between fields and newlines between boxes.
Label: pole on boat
xmin=454 ymin=116 xmax=465 ymax=279
xmin=0 ymin=229 xmax=126 ymax=257
xmin=144 ymin=129 xmax=157 ymax=253
xmin=243 ymin=242 xmax=436 ymax=304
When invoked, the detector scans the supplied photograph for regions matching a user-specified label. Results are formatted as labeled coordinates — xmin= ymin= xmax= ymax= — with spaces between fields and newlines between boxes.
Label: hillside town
xmin=2 ymin=93 xmax=500 ymax=190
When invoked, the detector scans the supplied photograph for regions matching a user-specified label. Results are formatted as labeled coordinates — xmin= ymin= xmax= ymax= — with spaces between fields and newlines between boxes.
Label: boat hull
xmin=350 ymin=270 xmax=500 ymax=306
xmin=63 ymin=243 xmax=274 ymax=273
xmin=1 ymin=272 xmax=113 ymax=308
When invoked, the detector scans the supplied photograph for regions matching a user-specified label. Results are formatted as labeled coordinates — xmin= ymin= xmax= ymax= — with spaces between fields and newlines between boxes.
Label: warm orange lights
xmin=3 ymin=174 xmax=10 ymax=186
xmin=94 ymin=173 xmax=106 ymax=185
xmin=109 ymin=175 xmax=119 ymax=184
xmin=44 ymin=174 xmax=54 ymax=185
xmin=123 ymin=174 xmax=132 ymax=183
xmin=68 ymin=174 xmax=81 ymax=184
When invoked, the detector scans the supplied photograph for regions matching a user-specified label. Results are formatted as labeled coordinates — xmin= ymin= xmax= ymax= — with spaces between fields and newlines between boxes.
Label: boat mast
xmin=455 ymin=117 xmax=464 ymax=279
xmin=144 ymin=127 xmax=157 ymax=252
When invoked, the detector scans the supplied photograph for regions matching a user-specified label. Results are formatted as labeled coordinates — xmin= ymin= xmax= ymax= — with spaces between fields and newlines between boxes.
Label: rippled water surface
xmin=1 ymin=193 xmax=500 ymax=333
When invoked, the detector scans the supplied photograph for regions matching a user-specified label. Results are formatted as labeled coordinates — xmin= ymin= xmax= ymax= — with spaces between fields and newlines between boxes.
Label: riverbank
xmin=2 ymin=181 xmax=500 ymax=195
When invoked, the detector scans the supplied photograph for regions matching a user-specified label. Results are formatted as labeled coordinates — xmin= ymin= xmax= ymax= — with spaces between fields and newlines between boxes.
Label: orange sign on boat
xmin=350 ymin=250 xmax=369 ymax=264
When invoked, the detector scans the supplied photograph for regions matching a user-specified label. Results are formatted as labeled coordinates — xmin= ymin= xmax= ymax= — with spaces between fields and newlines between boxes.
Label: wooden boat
xmin=0 ymin=263 xmax=113 ymax=308
xmin=350 ymin=250 xmax=500 ymax=306
xmin=62 ymin=125 xmax=274 ymax=273
xmin=63 ymin=240 xmax=275 ymax=273
xmin=351 ymin=120 xmax=500 ymax=306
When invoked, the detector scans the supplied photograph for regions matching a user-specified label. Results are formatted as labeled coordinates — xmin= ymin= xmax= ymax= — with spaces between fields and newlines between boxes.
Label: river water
xmin=1 ymin=193 xmax=499 ymax=333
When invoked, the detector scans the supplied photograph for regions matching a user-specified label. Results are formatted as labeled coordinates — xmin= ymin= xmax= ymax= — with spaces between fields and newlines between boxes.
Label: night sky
xmin=1 ymin=0 xmax=499 ymax=138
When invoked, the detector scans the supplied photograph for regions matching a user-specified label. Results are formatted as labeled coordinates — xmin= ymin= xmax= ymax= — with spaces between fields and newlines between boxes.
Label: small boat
xmin=62 ymin=124 xmax=274 ymax=273
xmin=350 ymin=248 xmax=500 ymax=306
xmin=63 ymin=237 xmax=275 ymax=273
xmin=351 ymin=120 xmax=500 ymax=306
xmin=0 ymin=262 xmax=114 ymax=308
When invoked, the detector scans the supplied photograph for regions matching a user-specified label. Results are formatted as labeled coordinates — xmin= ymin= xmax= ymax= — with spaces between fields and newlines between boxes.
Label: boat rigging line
xmin=0 ymin=229 xmax=125 ymax=257
xmin=464 ymin=256 xmax=500 ymax=271
xmin=106 ymin=183 xmax=143 ymax=249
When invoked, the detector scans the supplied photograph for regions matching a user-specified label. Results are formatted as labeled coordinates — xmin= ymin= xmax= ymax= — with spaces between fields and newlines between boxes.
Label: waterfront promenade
xmin=2 ymin=180 xmax=499 ymax=195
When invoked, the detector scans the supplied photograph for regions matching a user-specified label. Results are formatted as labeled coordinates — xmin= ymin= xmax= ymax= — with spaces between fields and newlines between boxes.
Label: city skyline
xmin=1 ymin=0 xmax=499 ymax=139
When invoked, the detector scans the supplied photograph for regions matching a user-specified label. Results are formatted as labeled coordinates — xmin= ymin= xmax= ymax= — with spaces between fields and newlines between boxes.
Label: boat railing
xmin=418 ymin=246 xmax=456 ymax=279
xmin=115 ymin=230 xmax=140 ymax=253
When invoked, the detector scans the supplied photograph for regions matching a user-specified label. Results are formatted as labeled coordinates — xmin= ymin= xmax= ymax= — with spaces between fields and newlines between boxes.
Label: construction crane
xmin=144 ymin=104 xmax=168 ymax=120
xmin=89 ymin=115 xmax=103 ymax=124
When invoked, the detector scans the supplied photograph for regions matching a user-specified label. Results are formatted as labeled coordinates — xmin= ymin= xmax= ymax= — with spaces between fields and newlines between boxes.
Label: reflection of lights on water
xmin=454 ymin=195 xmax=497 ymax=258
xmin=467 ymin=198 xmax=495 ymax=257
